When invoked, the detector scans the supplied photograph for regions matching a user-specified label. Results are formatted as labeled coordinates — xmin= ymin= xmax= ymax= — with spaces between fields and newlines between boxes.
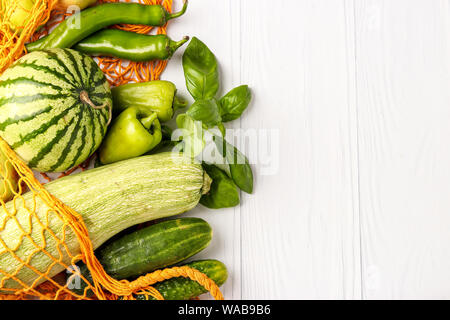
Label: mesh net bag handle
xmin=0 ymin=0 xmax=224 ymax=301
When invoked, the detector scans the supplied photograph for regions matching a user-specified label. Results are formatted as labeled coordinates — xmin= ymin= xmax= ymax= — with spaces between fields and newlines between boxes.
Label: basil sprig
xmin=178 ymin=37 xmax=254 ymax=208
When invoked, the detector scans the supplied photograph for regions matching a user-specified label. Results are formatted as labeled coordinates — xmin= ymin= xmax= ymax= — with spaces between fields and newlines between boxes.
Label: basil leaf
xmin=176 ymin=114 xmax=205 ymax=158
xmin=186 ymin=99 xmax=222 ymax=128
xmin=182 ymin=37 xmax=220 ymax=100
xmin=200 ymin=163 xmax=240 ymax=209
xmin=214 ymin=135 xmax=254 ymax=194
xmin=219 ymin=85 xmax=252 ymax=122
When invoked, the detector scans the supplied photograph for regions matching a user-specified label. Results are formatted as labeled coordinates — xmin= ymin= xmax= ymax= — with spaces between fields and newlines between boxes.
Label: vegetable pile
xmin=0 ymin=0 xmax=253 ymax=300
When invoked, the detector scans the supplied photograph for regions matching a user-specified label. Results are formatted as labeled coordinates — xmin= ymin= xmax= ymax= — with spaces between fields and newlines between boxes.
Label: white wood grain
xmin=163 ymin=0 xmax=450 ymax=299
xmin=164 ymin=0 xmax=243 ymax=300
xmin=355 ymin=0 xmax=450 ymax=299
xmin=238 ymin=0 xmax=361 ymax=299
xmin=165 ymin=0 xmax=362 ymax=299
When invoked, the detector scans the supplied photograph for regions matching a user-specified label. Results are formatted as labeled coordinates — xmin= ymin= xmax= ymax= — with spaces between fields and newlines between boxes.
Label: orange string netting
xmin=0 ymin=0 xmax=224 ymax=301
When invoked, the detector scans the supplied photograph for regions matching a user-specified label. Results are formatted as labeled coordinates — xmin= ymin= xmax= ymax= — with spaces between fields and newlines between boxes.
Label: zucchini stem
xmin=202 ymin=172 xmax=212 ymax=195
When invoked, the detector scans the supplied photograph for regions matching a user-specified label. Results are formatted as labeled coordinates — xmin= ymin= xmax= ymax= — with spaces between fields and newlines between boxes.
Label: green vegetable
xmin=135 ymin=260 xmax=228 ymax=300
xmin=74 ymin=30 xmax=189 ymax=62
xmin=219 ymin=85 xmax=252 ymax=122
xmin=214 ymin=135 xmax=253 ymax=194
xmin=99 ymin=106 xmax=162 ymax=165
xmin=176 ymin=114 xmax=205 ymax=158
xmin=186 ymin=99 xmax=222 ymax=129
xmin=0 ymin=152 xmax=211 ymax=290
xmin=178 ymin=37 xmax=254 ymax=196
xmin=200 ymin=164 xmax=239 ymax=209
xmin=69 ymin=217 xmax=212 ymax=296
xmin=182 ymin=37 xmax=219 ymax=101
xmin=98 ymin=218 xmax=212 ymax=279
xmin=111 ymin=80 xmax=186 ymax=123
xmin=26 ymin=1 xmax=189 ymax=51
xmin=0 ymin=48 xmax=111 ymax=172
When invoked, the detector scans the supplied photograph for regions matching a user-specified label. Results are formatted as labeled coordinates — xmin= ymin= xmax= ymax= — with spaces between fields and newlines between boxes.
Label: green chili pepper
xmin=26 ymin=0 xmax=189 ymax=51
xmin=111 ymin=80 xmax=187 ymax=123
xmin=73 ymin=30 xmax=189 ymax=62
xmin=99 ymin=106 xmax=162 ymax=165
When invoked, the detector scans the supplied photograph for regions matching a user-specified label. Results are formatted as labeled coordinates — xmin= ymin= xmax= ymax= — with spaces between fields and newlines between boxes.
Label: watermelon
xmin=0 ymin=48 xmax=111 ymax=172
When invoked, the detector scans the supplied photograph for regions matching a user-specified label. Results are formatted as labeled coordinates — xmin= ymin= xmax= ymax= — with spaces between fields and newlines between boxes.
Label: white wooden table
xmin=163 ymin=0 xmax=450 ymax=299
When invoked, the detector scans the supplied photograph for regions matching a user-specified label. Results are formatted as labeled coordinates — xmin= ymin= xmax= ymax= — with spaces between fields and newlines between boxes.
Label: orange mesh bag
xmin=0 ymin=0 xmax=225 ymax=300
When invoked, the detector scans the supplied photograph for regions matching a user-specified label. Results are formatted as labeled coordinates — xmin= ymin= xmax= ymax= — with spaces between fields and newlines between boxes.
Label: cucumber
xmin=69 ymin=218 xmax=212 ymax=296
xmin=0 ymin=152 xmax=211 ymax=291
xmin=100 ymin=218 xmax=212 ymax=279
xmin=135 ymin=260 xmax=228 ymax=300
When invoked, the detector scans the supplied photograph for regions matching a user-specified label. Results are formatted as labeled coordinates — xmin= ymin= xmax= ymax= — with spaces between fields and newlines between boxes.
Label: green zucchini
xmin=0 ymin=152 xmax=211 ymax=292
xmin=69 ymin=217 xmax=212 ymax=296
xmin=135 ymin=260 xmax=228 ymax=300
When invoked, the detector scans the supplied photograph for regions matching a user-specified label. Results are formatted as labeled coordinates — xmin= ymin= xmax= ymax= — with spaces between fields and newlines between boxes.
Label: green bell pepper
xmin=111 ymin=80 xmax=187 ymax=123
xmin=99 ymin=106 xmax=162 ymax=165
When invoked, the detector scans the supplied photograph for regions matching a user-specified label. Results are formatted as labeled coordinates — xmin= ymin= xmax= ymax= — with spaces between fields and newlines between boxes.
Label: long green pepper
xmin=74 ymin=30 xmax=189 ymax=62
xmin=26 ymin=0 xmax=188 ymax=51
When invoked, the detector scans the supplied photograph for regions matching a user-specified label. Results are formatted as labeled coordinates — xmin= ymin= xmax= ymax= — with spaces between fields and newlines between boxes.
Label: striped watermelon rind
xmin=0 ymin=48 xmax=111 ymax=172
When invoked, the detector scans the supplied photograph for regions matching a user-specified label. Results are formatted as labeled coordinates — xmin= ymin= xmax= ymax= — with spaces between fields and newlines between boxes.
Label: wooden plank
xmin=355 ymin=0 xmax=450 ymax=299
xmin=238 ymin=0 xmax=361 ymax=299
xmin=164 ymin=0 xmax=243 ymax=300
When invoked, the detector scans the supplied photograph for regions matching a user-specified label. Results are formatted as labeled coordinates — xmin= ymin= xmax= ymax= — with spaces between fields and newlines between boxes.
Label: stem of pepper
xmin=173 ymin=96 xmax=188 ymax=111
xmin=140 ymin=112 xmax=158 ymax=131
xmin=169 ymin=36 xmax=190 ymax=56
xmin=167 ymin=0 xmax=189 ymax=20
xmin=79 ymin=90 xmax=112 ymax=126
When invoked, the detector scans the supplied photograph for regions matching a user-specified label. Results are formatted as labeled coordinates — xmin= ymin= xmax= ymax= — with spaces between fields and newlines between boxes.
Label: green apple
xmin=0 ymin=149 xmax=19 ymax=202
